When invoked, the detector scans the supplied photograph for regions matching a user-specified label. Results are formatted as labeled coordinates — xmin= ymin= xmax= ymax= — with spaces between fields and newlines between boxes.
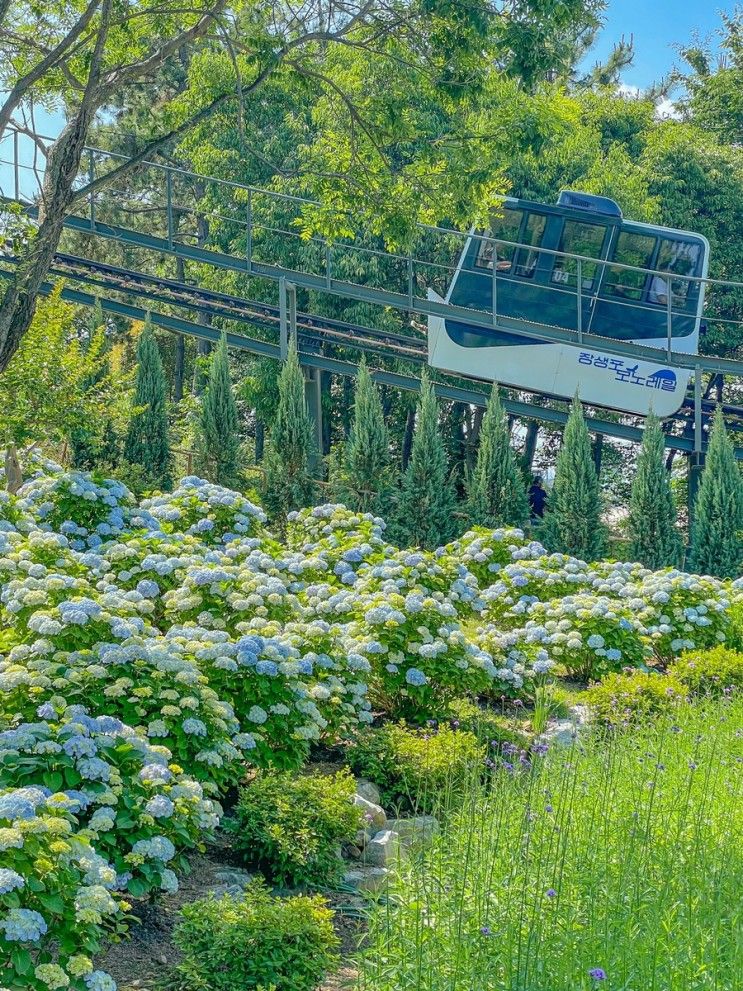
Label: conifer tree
xmin=394 ymin=371 xmax=458 ymax=549
xmin=195 ymin=333 xmax=242 ymax=486
xmin=262 ymin=341 xmax=316 ymax=521
xmin=330 ymin=357 xmax=393 ymax=517
xmin=123 ymin=317 xmax=172 ymax=491
xmin=542 ymin=393 xmax=607 ymax=560
xmin=627 ymin=412 xmax=683 ymax=569
xmin=689 ymin=407 xmax=743 ymax=578
xmin=467 ymin=383 xmax=529 ymax=528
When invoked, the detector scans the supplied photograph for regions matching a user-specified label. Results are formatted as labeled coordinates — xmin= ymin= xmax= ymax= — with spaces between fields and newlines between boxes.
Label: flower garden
xmin=1 ymin=466 xmax=741 ymax=991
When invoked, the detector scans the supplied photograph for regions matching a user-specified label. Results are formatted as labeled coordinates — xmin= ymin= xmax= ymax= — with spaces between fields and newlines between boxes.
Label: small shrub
xmin=169 ymin=882 xmax=339 ymax=991
xmin=444 ymin=697 xmax=530 ymax=750
xmin=669 ymin=647 xmax=743 ymax=696
xmin=347 ymin=722 xmax=486 ymax=814
xmin=586 ymin=670 xmax=687 ymax=725
xmin=230 ymin=769 xmax=362 ymax=887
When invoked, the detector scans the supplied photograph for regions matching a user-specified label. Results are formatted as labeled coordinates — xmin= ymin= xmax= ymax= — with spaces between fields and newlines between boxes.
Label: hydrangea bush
xmin=17 ymin=472 xmax=134 ymax=549
xmin=519 ymin=594 xmax=651 ymax=680
xmin=440 ymin=527 xmax=545 ymax=589
xmin=1 ymin=465 xmax=740 ymax=991
xmin=0 ymin=786 xmax=127 ymax=990
xmin=136 ymin=477 xmax=266 ymax=545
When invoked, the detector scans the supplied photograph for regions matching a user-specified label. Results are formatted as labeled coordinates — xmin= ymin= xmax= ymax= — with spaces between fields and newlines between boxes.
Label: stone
xmin=345 ymin=843 xmax=363 ymax=860
xmin=537 ymin=719 xmax=579 ymax=748
xmin=352 ymin=793 xmax=386 ymax=830
xmin=385 ymin=816 xmax=439 ymax=846
xmin=213 ymin=869 xmax=253 ymax=887
xmin=343 ymin=866 xmax=390 ymax=894
xmin=355 ymin=778 xmax=382 ymax=806
xmin=363 ymin=829 xmax=402 ymax=867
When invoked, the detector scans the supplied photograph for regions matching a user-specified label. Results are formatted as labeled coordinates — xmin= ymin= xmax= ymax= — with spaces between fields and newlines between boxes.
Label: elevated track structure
xmin=1 ymin=137 xmax=742 ymax=503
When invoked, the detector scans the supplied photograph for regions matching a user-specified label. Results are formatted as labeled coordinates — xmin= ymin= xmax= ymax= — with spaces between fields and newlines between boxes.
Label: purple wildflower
xmin=588 ymin=968 xmax=607 ymax=981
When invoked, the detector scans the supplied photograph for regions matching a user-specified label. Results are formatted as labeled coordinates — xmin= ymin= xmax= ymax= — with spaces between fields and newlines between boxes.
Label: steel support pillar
xmin=279 ymin=278 xmax=297 ymax=359
xmin=687 ymin=364 xmax=705 ymax=542
xmin=304 ymin=366 xmax=323 ymax=470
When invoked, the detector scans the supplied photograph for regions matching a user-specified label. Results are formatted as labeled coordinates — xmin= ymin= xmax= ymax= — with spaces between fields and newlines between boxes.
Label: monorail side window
xmin=606 ymin=231 xmax=656 ymax=299
xmin=650 ymin=239 xmax=702 ymax=303
xmin=551 ymin=221 xmax=606 ymax=288
xmin=515 ymin=213 xmax=547 ymax=277
xmin=475 ymin=207 xmax=522 ymax=271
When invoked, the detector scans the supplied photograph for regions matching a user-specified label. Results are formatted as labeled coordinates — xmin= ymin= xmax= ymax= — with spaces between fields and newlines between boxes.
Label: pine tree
xmin=466 ymin=383 xmax=529 ymax=528
xmin=627 ymin=412 xmax=683 ymax=569
xmin=262 ymin=341 xmax=316 ymax=521
xmin=542 ymin=393 xmax=607 ymax=560
xmin=689 ymin=406 xmax=743 ymax=578
xmin=394 ymin=371 xmax=458 ymax=549
xmin=123 ymin=317 xmax=172 ymax=490
xmin=195 ymin=333 xmax=242 ymax=486
xmin=330 ymin=356 xmax=393 ymax=516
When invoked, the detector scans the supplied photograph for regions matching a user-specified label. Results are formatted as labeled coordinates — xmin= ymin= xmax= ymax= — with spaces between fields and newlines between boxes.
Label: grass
xmin=354 ymin=695 xmax=743 ymax=991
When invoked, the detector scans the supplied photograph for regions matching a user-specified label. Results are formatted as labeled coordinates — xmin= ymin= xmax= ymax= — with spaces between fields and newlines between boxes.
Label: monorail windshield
xmin=427 ymin=190 xmax=710 ymax=417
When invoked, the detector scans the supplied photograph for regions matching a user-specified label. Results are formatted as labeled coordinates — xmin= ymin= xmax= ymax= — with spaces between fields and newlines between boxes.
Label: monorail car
xmin=427 ymin=191 xmax=709 ymax=416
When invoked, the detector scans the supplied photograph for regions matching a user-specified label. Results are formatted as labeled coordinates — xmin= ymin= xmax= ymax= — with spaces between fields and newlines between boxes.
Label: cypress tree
xmin=262 ymin=341 xmax=316 ymax=520
xmin=394 ymin=370 xmax=458 ymax=549
xmin=689 ymin=406 xmax=743 ymax=578
xmin=123 ymin=317 xmax=172 ymax=490
xmin=467 ymin=383 xmax=529 ymax=528
xmin=330 ymin=356 xmax=393 ymax=516
xmin=627 ymin=412 xmax=683 ymax=569
xmin=195 ymin=333 xmax=242 ymax=486
xmin=542 ymin=393 xmax=607 ymax=560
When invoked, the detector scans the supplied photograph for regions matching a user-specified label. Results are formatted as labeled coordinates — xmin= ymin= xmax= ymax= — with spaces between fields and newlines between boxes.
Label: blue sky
xmin=585 ymin=1 xmax=736 ymax=89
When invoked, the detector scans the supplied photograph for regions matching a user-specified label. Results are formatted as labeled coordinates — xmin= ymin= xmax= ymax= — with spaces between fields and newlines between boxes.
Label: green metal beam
xmin=5 ymin=267 xmax=738 ymax=458
xmin=8 ymin=201 xmax=743 ymax=379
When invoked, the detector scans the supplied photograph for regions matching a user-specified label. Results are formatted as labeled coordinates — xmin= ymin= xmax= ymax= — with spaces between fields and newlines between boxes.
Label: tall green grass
xmin=355 ymin=697 xmax=743 ymax=991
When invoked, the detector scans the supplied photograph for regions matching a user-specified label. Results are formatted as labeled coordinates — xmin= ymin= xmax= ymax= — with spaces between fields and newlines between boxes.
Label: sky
xmin=583 ymin=0 xmax=736 ymax=90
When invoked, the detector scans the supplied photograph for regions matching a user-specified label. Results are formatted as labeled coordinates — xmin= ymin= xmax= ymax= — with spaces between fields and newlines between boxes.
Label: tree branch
xmin=96 ymin=0 xmax=228 ymax=99
xmin=72 ymin=65 xmax=276 ymax=204
xmin=0 ymin=0 xmax=101 ymax=141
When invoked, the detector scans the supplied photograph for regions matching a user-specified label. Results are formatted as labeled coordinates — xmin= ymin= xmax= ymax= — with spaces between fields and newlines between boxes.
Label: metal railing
xmin=2 ymin=134 xmax=743 ymax=386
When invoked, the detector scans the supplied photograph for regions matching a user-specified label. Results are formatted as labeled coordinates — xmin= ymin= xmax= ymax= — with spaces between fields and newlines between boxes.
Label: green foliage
xmin=466 ymin=384 xmax=529 ymax=529
xmin=393 ymin=372 xmax=458 ymax=549
xmin=169 ymin=882 xmax=339 ymax=991
xmin=541 ymin=394 xmax=607 ymax=560
xmin=262 ymin=342 xmax=316 ymax=523
xmin=123 ymin=318 xmax=172 ymax=492
xmin=585 ymin=670 xmax=687 ymax=725
xmin=444 ymin=697 xmax=531 ymax=750
xmin=669 ymin=646 xmax=743 ymax=696
xmin=358 ymin=696 xmax=743 ymax=991
xmin=689 ymin=408 xmax=743 ymax=578
xmin=0 ymin=288 xmax=125 ymax=486
xmin=230 ymin=770 xmax=363 ymax=887
xmin=194 ymin=334 xmax=243 ymax=487
xmin=348 ymin=723 xmax=485 ymax=814
xmin=627 ymin=413 xmax=683 ymax=569
xmin=329 ymin=357 xmax=393 ymax=517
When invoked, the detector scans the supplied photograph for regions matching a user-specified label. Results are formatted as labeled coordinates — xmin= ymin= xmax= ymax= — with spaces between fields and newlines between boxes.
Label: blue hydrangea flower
xmin=0 ymin=907 xmax=48 ymax=942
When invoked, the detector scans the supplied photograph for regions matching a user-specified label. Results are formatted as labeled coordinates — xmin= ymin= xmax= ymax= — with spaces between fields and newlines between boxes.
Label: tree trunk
xmin=592 ymin=433 xmax=604 ymax=477
xmin=522 ymin=420 xmax=539 ymax=475
xmin=0 ymin=110 xmax=98 ymax=371
xmin=255 ymin=419 xmax=265 ymax=463
xmin=5 ymin=443 xmax=23 ymax=494
xmin=401 ymin=406 xmax=416 ymax=471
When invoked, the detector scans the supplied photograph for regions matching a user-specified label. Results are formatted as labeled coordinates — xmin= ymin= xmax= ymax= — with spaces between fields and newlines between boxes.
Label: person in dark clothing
xmin=528 ymin=476 xmax=547 ymax=519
